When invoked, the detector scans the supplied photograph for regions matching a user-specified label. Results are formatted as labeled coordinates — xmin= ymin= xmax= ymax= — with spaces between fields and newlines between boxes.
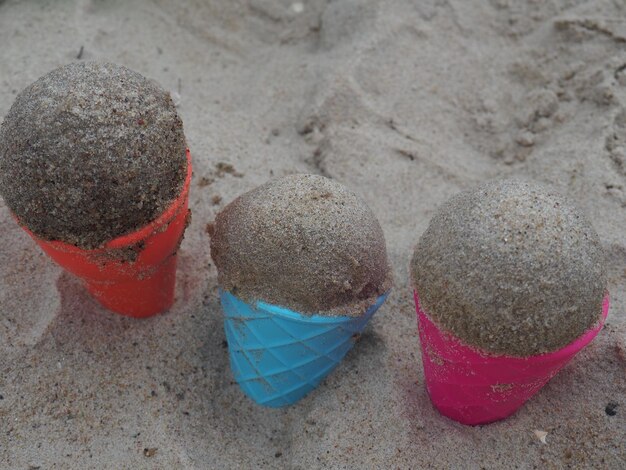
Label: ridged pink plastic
xmin=415 ymin=291 xmax=609 ymax=425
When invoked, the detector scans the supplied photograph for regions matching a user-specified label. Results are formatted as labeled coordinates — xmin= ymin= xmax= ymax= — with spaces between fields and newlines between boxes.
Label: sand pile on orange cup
xmin=411 ymin=179 xmax=608 ymax=425
xmin=0 ymin=62 xmax=191 ymax=317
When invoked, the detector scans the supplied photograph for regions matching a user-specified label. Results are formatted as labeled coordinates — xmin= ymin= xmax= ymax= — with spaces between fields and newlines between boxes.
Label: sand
xmin=412 ymin=179 xmax=606 ymax=356
xmin=210 ymin=174 xmax=392 ymax=317
xmin=0 ymin=0 xmax=624 ymax=468
xmin=0 ymin=61 xmax=187 ymax=249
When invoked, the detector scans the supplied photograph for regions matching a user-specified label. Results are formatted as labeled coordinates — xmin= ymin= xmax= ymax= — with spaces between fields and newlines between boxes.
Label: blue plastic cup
xmin=220 ymin=289 xmax=389 ymax=407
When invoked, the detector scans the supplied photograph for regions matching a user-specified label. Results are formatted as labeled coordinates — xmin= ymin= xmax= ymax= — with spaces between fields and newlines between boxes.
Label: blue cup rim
xmin=220 ymin=289 xmax=390 ymax=324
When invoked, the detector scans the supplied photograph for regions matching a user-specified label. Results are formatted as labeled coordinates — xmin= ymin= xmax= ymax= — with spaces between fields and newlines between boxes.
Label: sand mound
xmin=0 ymin=62 xmax=187 ymax=249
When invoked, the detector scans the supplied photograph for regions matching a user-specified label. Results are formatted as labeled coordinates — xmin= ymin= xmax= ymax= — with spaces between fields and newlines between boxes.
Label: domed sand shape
xmin=0 ymin=62 xmax=190 ymax=318
xmin=411 ymin=179 xmax=606 ymax=357
xmin=0 ymin=61 xmax=187 ymax=249
xmin=210 ymin=174 xmax=392 ymax=316
xmin=211 ymin=174 xmax=392 ymax=407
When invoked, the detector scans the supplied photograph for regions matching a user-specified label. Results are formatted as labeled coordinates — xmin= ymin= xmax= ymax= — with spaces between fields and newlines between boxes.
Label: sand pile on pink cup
xmin=209 ymin=174 xmax=393 ymax=406
xmin=411 ymin=179 xmax=608 ymax=425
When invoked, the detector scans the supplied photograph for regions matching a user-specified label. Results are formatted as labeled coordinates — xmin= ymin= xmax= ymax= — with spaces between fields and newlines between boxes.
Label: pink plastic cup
xmin=415 ymin=291 xmax=609 ymax=426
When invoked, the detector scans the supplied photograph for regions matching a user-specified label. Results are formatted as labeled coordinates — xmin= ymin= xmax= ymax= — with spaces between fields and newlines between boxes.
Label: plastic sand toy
xmin=0 ymin=62 xmax=190 ymax=317
xmin=222 ymin=290 xmax=389 ymax=407
xmin=210 ymin=174 xmax=393 ymax=405
xmin=411 ymin=179 xmax=608 ymax=424
xmin=415 ymin=291 xmax=609 ymax=425
xmin=18 ymin=150 xmax=192 ymax=318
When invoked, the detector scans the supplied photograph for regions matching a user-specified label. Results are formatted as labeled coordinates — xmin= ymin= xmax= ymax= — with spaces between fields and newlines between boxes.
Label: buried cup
xmin=209 ymin=174 xmax=393 ymax=406
xmin=410 ymin=179 xmax=608 ymax=425
xmin=415 ymin=291 xmax=608 ymax=425
xmin=222 ymin=290 xmax=388 ymax=407
xmin=0 ymin=62 xmax=191 ymax=317
xmin=18 ymin=150 xmax=192 ymax=318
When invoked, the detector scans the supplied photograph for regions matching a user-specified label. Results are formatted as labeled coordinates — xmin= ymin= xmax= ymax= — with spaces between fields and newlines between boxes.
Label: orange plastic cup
xmin=16 ymin=150 xmax=192 ymax=318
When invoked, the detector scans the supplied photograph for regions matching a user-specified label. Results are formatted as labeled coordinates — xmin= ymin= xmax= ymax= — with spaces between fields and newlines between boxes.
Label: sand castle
xmin=210 ymin=174 xmax=392 ymax=406
xmin=411 ymin=179 xmax=608 ymax=424
xmin=0 ymin=62 xmax=191 ymax=317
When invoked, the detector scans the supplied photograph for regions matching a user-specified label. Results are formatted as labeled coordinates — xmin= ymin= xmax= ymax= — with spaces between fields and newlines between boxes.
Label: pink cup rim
xmin=415 ymin=290 xmax=609 ymax=362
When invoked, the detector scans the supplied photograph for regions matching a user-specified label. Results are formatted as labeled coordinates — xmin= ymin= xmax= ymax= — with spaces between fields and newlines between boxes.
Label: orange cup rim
xmin=17 ymin=149 xmax=192 ymax=253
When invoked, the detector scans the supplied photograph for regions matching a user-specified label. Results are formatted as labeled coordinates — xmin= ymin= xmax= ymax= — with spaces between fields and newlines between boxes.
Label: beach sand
xmin=0 ymin=0 xmax=624 ymax=468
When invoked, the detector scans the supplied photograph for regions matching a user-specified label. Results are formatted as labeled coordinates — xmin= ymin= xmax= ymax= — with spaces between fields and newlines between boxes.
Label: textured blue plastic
xmin=221 ymin=290 xmax=389 ymax=408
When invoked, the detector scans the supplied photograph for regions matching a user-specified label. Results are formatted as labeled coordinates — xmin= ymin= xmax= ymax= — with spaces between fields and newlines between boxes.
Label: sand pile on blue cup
xmin=209 ymin=174 xmax=392 ymax=407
